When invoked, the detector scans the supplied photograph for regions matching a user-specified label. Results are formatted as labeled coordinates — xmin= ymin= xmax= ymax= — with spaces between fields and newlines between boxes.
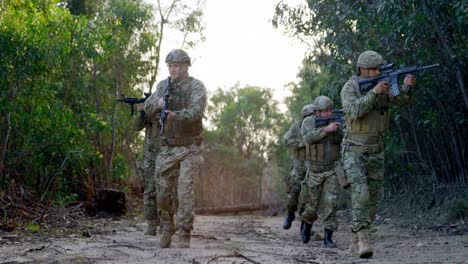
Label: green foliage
xmin=208 ymin=85 xmax=286 ymax=161
xmin=54 ymin=192 xmax=79 ymax=206
xmin=0 ymin=0 xmax=160 ymax=198
xmin=202 ymin=85 xmax=287 ymax=205
xmin=448 ymin=198 xmax=468 ymax=220
xmin=27 ymin=222 xmax=41 ymax=232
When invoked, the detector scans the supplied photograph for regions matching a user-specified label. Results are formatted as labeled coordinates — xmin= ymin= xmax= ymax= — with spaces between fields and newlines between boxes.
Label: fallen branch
xmin=207 ymin=251 xmax=260 ymax=264
xmin=292 ymin=257 xmax=320 ymax=264
xmin=191 ymin=234 xmax=218 ymax=240
xmin=107 ymin=243 xmax=145 ymax=251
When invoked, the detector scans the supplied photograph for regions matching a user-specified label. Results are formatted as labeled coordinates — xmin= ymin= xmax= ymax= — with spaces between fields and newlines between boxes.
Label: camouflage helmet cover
xmin=357 ymin=50 xmax=384 ymax=69
xmin=165 ymin=49 xmax=191 ymax=66
xmin=301 ymin=104 xmax=316 ymax=117
xmin=313 ymin=96 xmax=333 ymax=111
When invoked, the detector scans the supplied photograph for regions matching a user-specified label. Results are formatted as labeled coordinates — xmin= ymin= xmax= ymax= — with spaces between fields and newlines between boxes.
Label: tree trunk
xmin=93 ymin=60 xmax=103 ymax=190
xmin=0 ymin=113 xmax=11 ymax=181
xmin=109 ymin=54 xmax=121 ymax=187
xmin=422 ymin=0 xmax=467 ymax=111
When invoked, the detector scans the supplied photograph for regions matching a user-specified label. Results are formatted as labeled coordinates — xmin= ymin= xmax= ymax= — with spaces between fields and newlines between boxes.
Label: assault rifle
xmin=315 ymin=109 xmax=345 ymax=137
xmin=358 ymin=63 xmax=440 ymax=96
xmin=116 ymin=92 xmax=151 ymax=116
xmin=159 ymin=77 xmax=171 ymax=135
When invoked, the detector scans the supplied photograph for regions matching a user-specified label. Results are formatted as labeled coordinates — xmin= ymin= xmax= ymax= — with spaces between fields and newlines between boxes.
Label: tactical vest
xmin=305 ymin=125 xmax=341 ymax=166
xmin=286 ymin=121 xmax=306 ymax=161
xmin=345 ymin=77 xmax=389 ymax=145
xmin=293 ymin=147 xmax=307 ymax=161
xmin=146 ymin=117 xmax=161 ymax=141
xmin=164 ymin=77 xmax=203 ymax=146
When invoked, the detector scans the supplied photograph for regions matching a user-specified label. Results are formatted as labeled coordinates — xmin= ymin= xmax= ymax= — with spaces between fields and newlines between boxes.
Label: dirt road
xmin=1 ymin=211 xmax=467 ymax=264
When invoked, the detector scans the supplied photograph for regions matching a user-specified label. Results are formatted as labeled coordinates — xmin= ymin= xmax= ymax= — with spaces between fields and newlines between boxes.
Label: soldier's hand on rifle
xmin=158 ymin=98 xmax=165 ymax=108
xmin=164 ymin=109 xmax=177 ymax=121
xmin=373 ymin=81 xmax=389 ymax=95
xmin=324 ymin=122 xmax=340 ymax=133
xmin=158 ymin=97 xmax=173 ymax=108
xmin=403 ymin=75 xmax=416 ymax=92
xmin=136 ymin=103 xmax=144 ymax=112
xmin=404 ymin=75 xmax=416 ymax=86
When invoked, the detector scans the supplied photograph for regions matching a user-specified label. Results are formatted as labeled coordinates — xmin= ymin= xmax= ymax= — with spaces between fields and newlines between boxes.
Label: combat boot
xmin=323 ymin=228 xmax=337 ymax=248
xmin=311 ymin=231 xmax=323 ymax=241
xmin=357 ymin=229 xmax=373 ymax=258
xmin=159 ymin=230 xmax=173 ymax=248
xmin=144 ymin=221 xmax=157 ymax=236
xmin=176 ymin=230 xmax=191 ymax=248
xmin=349 ymin=232 xmax=358 ymax=256
xmin=300 ymin=221 xmax=313 ymax=244
xmin=282 ymin=210 xmax=295 ymax=230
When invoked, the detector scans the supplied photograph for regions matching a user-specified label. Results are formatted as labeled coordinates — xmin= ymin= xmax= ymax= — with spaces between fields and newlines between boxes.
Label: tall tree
xmin=147 ymin=0 xmax=206 ymax=93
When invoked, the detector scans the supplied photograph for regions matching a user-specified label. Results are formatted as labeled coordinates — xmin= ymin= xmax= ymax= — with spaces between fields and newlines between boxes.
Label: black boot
xmin=323 ymin=228 xmax=337 ymax=248
xmin=300 ymin=221 xmax=312 ymax=244
xmin=282 ymin=210 xmax=295 ymax=230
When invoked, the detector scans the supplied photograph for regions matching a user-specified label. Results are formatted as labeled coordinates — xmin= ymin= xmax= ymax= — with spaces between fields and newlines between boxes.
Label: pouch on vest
xmin=299 ymin=177 xmax=309 ymax=210
xmin=335 ymin=161 xmax=349 ymax=189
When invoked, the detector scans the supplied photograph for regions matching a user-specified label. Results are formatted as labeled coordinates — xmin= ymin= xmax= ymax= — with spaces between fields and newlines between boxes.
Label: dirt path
xmin=1 ymin=211 xmax=467 ymax=264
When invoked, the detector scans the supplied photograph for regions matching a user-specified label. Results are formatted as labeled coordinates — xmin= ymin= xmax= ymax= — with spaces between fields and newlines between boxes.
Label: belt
xmin=308 ymin=163 xmax=335 ymax=173
xmin=345 ymin=141 xmax=383 ymax=154
xmin=162 ymin=137 xmax=202 ymax=146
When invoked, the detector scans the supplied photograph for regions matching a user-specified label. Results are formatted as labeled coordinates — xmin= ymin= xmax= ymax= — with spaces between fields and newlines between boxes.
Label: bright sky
xmin=152 ymin=0 xmax=307 ymax=101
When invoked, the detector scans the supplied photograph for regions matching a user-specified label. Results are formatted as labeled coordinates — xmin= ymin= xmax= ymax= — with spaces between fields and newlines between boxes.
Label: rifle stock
xmin=315 ymin=109 xmax=345 ymax=137
xmin=159 ymin=77 xmax=171 ymax=135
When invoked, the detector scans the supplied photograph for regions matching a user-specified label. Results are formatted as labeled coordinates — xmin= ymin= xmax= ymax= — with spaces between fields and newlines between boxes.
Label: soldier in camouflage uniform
xmin=134 ymin=103 xmax=160 ymax=236
xmin=341 ymin=50 xmax=416 ymax=258
xmin=299 ymin=96 xmax=340 ymax=248
xmin=282 ymin=105 xmax=314 ymax=230
xmin=144 ymin=49 xmax=207 ymax=249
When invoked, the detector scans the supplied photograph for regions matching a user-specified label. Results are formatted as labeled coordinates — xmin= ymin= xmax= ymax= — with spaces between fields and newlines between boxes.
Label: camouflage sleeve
xmin=132 ymin=111 xmax=147 ymax=131
xmin=301 ymin=116 xmax=326 ymax=144
xmin=174 ymin=79 xmax=207 ymax=121
xmin=143 ymin=81 xmax=165 ymax=118
xmin=283 ymin=121 xmax=303 ymax=147
xmin=340 ymin=78 xmax=378 ymax=120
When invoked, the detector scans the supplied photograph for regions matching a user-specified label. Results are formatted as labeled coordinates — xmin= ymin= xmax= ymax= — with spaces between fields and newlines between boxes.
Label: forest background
xmin=0 ymin=0 xmax=466 ymax=227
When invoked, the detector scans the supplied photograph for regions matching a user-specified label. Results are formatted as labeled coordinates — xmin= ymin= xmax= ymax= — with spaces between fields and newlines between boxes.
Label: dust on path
xmin=1 ymin=212 xmax=467 ymax=264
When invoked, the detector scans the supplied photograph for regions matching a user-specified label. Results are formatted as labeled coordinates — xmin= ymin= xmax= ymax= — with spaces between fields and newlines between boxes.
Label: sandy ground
xmin=1 ymin=211 xmax=467 ymax=264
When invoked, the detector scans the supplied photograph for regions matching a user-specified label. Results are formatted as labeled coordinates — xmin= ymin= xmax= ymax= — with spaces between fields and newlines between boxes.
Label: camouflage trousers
xmin=343 ymin=150 xmax=384 ymax=232
xmin=286 ymin=158 xmax=307 ymax=213
xmin=155 ymin=143 xmax=204 ymax=233
xmin=300 ymin=168 xmax=338 ymax=231
xmin=141 ymin=137 xmax=160 ymax=223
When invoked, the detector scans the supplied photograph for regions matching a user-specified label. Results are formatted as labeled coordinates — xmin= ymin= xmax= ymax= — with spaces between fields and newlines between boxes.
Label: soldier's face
xmin=361 ymin=67 xmax=381 ymax=78
xmin=167 ymin=62 xmax=189 ymax=81
xmin=317 ymin=108 xmax=333 ymax=117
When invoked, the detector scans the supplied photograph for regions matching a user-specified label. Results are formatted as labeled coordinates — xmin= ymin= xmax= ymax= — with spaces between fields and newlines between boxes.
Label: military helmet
xmin=301 ymin=104 xmax=316 ymax=117
xmin=357 ymin=50 xmax=384 ymax=69
xmin=165 ymin=49 xmax=191 ymax=66
xmin=313 ymin=96 xmax=333 ymax=111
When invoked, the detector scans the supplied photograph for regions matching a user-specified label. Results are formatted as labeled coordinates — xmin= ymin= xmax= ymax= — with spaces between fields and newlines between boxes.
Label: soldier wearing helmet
xmin=340 ymin=51 xmax=416 ymax=258
xmin=281 ymin=104 xmax=315 ymax=231
xmin=144 ymin=49 xmax=207 ymax=249
xmin=299 ymin=95 xmax=341 ymax=248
